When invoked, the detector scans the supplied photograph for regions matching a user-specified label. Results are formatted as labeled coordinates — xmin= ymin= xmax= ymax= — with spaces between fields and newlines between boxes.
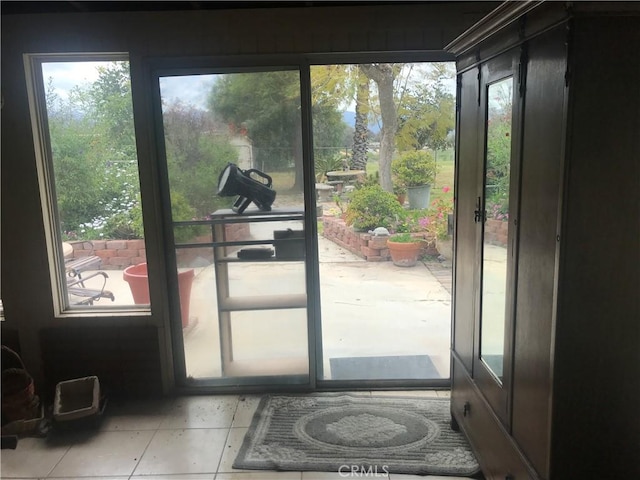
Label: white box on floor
xmin=53 ymin=375 xmax=100 ymax=422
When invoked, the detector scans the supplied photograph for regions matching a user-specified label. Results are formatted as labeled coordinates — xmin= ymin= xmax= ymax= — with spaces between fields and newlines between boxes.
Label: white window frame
xmin=24 ymin=53 xmax=151 ymax=317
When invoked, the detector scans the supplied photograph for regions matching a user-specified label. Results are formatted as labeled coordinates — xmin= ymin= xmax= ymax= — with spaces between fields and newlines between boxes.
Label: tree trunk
xmin=362 ymin=64 xmax=397 ymax=192
xmin=292 ymin=109 xmax=304 ymax=191
xmin=351 ymin=67 xmax=369 ymax=171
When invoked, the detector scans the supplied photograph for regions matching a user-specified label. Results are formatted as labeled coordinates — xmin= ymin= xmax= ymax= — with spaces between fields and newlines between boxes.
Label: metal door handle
xmin=473 ymin=197 xmax=485 ymax=223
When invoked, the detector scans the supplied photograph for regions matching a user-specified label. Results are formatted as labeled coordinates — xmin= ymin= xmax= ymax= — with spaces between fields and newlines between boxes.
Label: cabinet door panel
xmin=511 ymin=26 xmax=566 ymax=478
xmin=452 ymin=359 xmax=537 ymax=480
xmin=453 ymin=67 xmax=481 ymax=372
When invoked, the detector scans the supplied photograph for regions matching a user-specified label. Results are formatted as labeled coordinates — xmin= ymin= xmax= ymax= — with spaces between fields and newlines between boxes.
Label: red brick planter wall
xmin=321 ymin=215 xmax=438 ymax=262
xmin=67 ymin=239 xmax=146 ymax=270
xmin=67 ymin=223 xmax=250 ymax=269
xmin=484 ymin=218 xmax=508 ymax=247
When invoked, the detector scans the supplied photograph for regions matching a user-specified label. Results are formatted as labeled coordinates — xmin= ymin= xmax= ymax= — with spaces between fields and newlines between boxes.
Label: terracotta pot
xmin=387 ymin=240 xmax=423 ymax=267
xmin=123 ymin=263 xmax=195 ymax=328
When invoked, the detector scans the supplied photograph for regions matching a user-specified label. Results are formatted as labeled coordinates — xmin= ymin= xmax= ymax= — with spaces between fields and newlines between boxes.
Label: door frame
xmin=142 ymin=51 xmax=457 ymax=393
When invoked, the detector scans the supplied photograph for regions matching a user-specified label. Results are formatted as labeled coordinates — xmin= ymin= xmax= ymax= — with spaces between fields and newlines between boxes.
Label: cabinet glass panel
xmin=480 ymin=77 xmax=513 ymax=382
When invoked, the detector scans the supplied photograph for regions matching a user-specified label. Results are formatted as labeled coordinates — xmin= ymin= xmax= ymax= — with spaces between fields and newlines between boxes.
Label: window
xmin=27 ymin=55 xmax=149 ymax=314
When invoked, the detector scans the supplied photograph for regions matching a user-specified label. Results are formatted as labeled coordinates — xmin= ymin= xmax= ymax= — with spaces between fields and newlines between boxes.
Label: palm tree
xmin=350 ymin=66 xmax=370 ymax=171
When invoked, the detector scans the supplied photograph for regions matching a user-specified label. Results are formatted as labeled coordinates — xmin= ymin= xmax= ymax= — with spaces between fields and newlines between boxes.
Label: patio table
xmin=326 ymin=170 xmax=366 ymax=185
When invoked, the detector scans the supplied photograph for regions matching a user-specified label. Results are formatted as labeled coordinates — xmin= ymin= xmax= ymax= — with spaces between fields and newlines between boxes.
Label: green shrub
xmin=344 ymin=184 xmax=406 ymax=231
xmin=101 ymin=203 xmax=144 ymax=239
xmin=170 ymin=191 xmax=207 ymax=243
xmin=314 ymin=153 xmax=344 ymax=182
xmin=392 ymin=150 xmax=438 ymax=187
xmin=360 ymin=171 xmax=381 ymax=188
xmin=389 ymin=232 xmax=423 ymax=243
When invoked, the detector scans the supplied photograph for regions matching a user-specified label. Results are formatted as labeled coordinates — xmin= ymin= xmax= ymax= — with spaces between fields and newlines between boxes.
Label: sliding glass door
xmin=149 ymin=58 xmax=456 ymax=390
xmin=152 ymin=65 xmax=314 ymax=387
xmin=310 ymin=62 xmax=455 ymax=385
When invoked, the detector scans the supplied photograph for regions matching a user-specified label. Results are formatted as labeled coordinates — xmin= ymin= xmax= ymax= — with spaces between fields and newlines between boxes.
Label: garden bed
xmin=321 ymin=215 xmax=438 ymax=262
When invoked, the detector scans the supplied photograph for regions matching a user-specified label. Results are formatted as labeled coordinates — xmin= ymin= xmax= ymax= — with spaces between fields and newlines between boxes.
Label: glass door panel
xmin=310 ymin=62 xmax=456 ymax=383
xmin=157 ymin=69 xmax=309 ymax=386
xmin=480 ymin=77 xmax=513 ymax=383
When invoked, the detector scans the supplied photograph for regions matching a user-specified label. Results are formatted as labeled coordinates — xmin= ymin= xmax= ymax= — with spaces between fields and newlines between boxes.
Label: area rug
xmin=233 ymin=394 xmax=480 ymax=476
xmin=330 ymin=355 xmax=442 ymax=380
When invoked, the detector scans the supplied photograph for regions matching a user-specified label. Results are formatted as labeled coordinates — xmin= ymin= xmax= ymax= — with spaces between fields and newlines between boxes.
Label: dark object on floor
xmin=1 ymin=346 xmax=40 ymax=424
xmin=234 ymin=394 xmax=480 ymax=476
xmin=237 ymin=247 xmax=274 ymax=259
xmin=1 ymin=346 xmax=45 ymax=442
xmin=329 ymin=354 xmax=441 ymax=380
xmin=1 ymin=435 xmax=18 ymax=449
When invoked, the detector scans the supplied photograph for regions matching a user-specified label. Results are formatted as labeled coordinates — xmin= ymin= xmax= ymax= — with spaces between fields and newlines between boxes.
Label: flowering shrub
xmin=428 ymin=186 xmax=454 ymax=239
xmin=488 ymin=201 xmax=509 ymax=221
xmin=392 ymin=209 xmax=430 ymax=233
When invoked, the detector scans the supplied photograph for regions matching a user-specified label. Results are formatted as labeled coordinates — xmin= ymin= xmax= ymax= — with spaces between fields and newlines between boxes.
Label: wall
xmin=0 ymin=3 xmax=497 ymax=396
xmin=67 ymin=240 xmax=147 ymax=269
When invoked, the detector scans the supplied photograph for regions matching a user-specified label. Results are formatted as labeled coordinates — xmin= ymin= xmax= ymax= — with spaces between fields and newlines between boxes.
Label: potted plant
xmin=393 ymin=182 xmax=407 ymax=206
xmin=391 ymin=150 xmax=438 ymax=209
xmin=386 ymin=232 xmax=424 ymax=267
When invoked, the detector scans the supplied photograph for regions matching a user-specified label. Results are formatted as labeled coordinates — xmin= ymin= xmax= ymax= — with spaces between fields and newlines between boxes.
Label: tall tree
xmin=361 ymin=63 xmax=401 ymax=192
xmin=396 ymin=63 xmax=455 ymax=156
xmin=350 ymin=66 xmax=370 ymax=171
xmin=46 ymin=61 xmax=140 ymax=236
xmin=209 ymin=70 xmax=347 ymax=191
xmin=209 ymin=71 xmax=305 ymax=189
xmin=162 ymin=102 xmax=237 ymax=217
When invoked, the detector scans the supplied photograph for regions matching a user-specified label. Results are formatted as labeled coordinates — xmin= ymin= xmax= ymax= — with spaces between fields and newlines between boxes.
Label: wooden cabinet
xmin=447 ymin=3 xmax=639 ymax=479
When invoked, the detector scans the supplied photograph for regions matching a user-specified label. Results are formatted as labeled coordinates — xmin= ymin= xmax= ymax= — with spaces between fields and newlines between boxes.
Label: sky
xmin=159 ymin=75 xmax=216 ymax=109
xmin=42 ymin=61 xmax=104 ymax=99
xmin=41 ymin=61 xmax=216 ymax=109
xmin=41 ymin=61 xmax=455 ymax=117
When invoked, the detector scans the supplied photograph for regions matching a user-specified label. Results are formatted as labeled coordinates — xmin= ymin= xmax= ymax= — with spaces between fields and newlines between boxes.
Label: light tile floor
xmin=1 ymin=391 xmax=475 ymax=480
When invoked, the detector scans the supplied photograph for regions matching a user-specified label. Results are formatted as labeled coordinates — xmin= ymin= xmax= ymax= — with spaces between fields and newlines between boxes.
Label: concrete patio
xmin=82 ymin=229 xmax=453 ymax=383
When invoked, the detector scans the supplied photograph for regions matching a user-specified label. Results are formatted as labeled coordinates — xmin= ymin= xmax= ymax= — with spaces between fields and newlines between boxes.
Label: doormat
xmin=329 ymin=355 xmax=442 ymax=380
xmin=233 ymin=394 xmax=480 ymax=476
